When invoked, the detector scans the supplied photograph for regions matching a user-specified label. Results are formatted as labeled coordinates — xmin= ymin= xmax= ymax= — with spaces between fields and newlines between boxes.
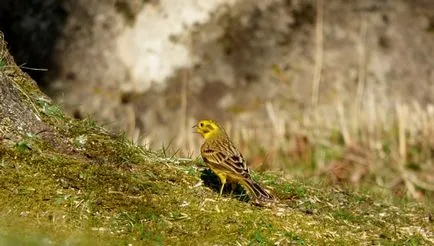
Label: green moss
xmin=279 ymin=183 xmax=308 ymax=199
xmin=0 ymin=107 xmax=432 ymax=245
xmin=36 ymin=97 xmax=65 ymax=119
xmin=250 ymin=230 xmax=272 ymax=245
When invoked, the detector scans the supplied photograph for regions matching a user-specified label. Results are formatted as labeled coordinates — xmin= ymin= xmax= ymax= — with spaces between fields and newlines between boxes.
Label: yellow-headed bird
xmin=194 ymin=119 xmax=275 ymax=204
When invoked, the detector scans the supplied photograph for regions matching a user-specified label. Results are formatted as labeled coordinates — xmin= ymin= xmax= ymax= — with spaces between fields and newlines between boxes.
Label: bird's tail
xmin=240 ymin=177 xmax=275 ymax=203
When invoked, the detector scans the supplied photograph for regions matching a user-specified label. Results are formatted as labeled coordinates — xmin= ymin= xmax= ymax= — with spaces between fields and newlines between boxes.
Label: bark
xmin=0 ymin=32 xmax=52 ymax=141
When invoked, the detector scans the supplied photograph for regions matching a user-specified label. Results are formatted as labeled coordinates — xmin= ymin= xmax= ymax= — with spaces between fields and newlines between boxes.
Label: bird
xmin=193 ymin=119 xmax=275 ymax=204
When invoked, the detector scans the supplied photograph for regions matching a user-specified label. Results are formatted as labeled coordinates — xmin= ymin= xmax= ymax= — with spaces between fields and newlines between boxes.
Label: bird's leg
xmin=229 ymin=183 xmax=237 ymax=196
xmin=219 ymin=183 xmax=225 ymax=196
xmin=219 ymin=176 xmax=226 ymax=196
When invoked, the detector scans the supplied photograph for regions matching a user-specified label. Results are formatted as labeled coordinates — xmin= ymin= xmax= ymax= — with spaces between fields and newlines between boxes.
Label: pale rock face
xmin=117 ymin=0 xmax=239 ymax=92
xmin=5 ymin=0 xmax=433 ymax=153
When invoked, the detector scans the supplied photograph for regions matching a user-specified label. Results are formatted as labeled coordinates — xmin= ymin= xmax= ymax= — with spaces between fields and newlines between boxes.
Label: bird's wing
xmin=201 ymin=140 xmax=250 ymax=178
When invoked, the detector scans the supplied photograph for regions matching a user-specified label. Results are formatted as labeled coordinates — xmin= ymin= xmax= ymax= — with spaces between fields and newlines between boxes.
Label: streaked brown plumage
xmin=194 ymin=119 xmax=275 ymax=203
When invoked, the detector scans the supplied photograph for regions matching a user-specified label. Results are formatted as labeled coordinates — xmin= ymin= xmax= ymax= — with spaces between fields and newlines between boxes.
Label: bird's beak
xmin=192 ymin=124 xmax=200 ymax=134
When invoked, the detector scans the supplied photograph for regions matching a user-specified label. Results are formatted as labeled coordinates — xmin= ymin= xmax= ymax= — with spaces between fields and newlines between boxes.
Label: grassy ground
xmin=0 ymin=33 xmax=433 ymax=245
xmin=0 ymin=111 xmax=433 ymax=245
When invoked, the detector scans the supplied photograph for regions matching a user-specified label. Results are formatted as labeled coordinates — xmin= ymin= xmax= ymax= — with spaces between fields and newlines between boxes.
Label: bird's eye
xmin=199 ymin=123 xmax=204 ymax=127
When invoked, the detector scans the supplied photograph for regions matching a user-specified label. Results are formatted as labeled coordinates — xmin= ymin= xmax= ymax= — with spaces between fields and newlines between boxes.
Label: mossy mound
xmin=0 ymin=117 xmax=432 ymax=245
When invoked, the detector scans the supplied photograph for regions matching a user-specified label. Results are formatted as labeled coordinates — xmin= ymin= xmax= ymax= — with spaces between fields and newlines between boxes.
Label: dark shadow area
xmin=0 ymin=0 xmax=68 ymax=87
xmin=200 ymin=168 xmax=250 ymax=202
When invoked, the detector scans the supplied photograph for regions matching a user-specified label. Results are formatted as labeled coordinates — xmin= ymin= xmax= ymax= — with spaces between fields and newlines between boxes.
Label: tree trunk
xmin=0 ymin=32 xmax=53 ymax=142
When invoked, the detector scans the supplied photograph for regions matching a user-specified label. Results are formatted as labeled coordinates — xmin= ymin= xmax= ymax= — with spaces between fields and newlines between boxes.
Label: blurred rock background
xmin=1 ymin=0 xmax=433 ymax=199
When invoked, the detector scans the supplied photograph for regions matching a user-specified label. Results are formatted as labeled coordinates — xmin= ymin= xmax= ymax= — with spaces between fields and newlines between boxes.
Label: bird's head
xmin=193 ymin=119 xmax=224 ymax=139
